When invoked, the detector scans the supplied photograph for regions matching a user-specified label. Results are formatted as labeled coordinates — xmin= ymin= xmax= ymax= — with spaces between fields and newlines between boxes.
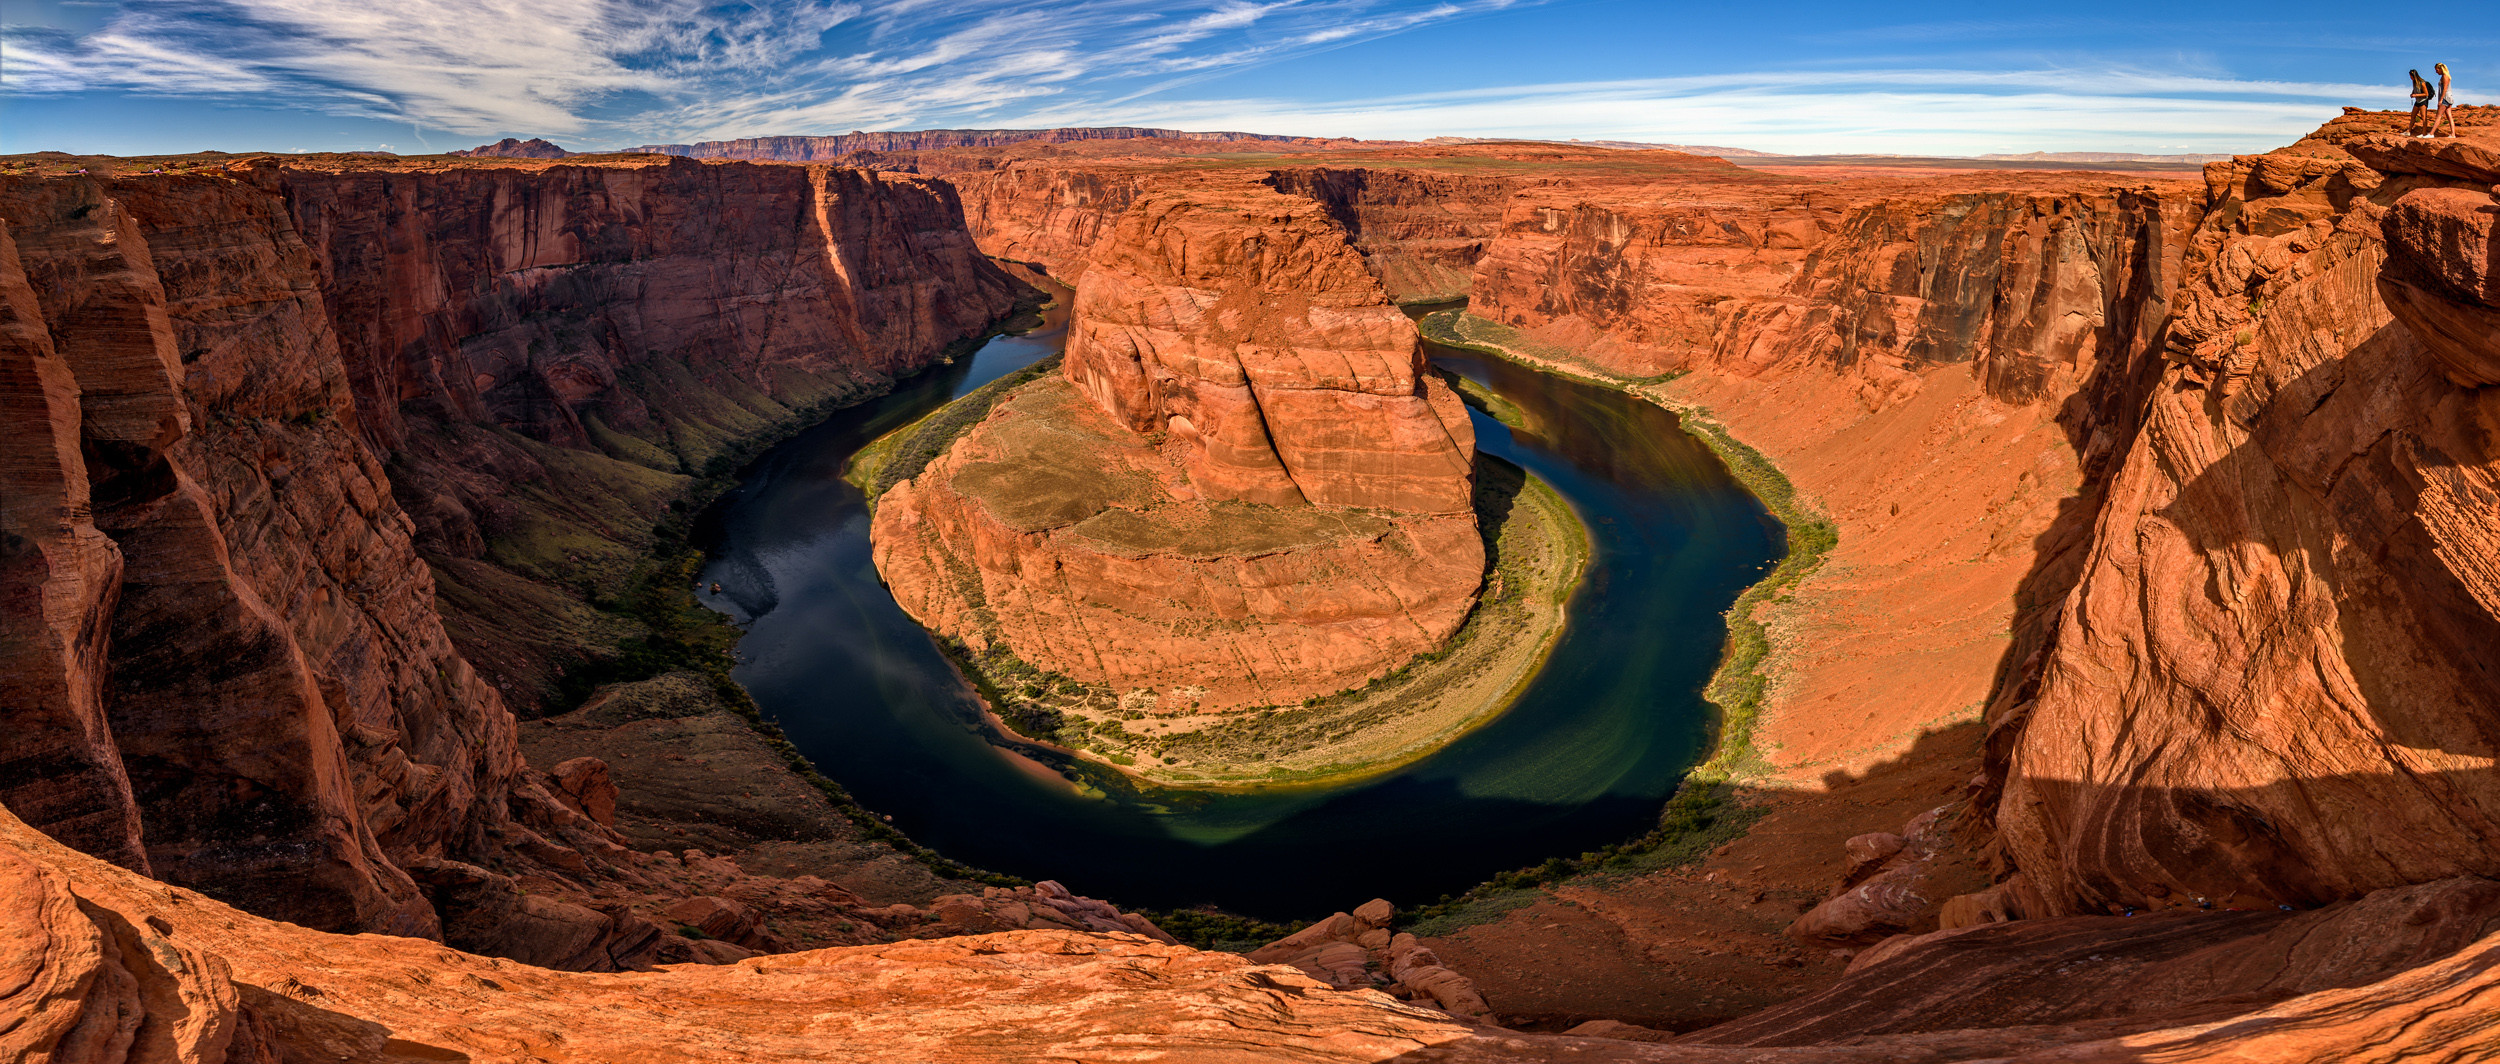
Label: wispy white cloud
xmin=0 ymin=0 xmax=1520 ymax=141
xmin=0 ymin=0 xmax=2455 ymax=153
xmin=1053 ymin=69 xmax=2430 ymax=154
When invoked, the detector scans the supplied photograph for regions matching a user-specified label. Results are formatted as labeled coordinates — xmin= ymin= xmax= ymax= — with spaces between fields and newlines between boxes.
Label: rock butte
xmin=2 ymin=107 xmax=2500 ymax=1059
xmin=874 ymin=185 xmax=1484 ymax=712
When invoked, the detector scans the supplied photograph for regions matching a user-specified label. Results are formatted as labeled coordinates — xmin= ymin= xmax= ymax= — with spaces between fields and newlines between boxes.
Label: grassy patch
xmin=844 ymin=354 xmax=1064 ymax=507
xmin=1141 ymin=908 xmax=1302 ymax=953
xmin=1432 ymin=366 xmax=1528 ymax=429
xmin=927 ymin=451 xmax=1592 ymax=789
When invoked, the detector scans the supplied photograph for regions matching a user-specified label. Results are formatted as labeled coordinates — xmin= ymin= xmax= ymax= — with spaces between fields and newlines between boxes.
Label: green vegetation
xmin=1676 ymin=415 xmax=1838 ymax=781
xmin=1141 ymin=908 xmax=1302 ymax=953
xmin=1432 ymin=366 xmax=1528 ymax=429
xmin=1418 ymin=309 xmax=1687 ymax=388
xmin=844 ymin=353 xmax=1065 ymax=506
xmin=924 ymin=444 xmax=1593 ymax=789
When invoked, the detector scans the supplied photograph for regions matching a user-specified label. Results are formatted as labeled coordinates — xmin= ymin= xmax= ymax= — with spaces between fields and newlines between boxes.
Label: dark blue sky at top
xmin=2 ymin=0 xmax=2491 ymax=156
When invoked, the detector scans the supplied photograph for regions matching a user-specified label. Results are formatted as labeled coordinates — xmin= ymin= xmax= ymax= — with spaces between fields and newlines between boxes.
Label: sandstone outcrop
xmin=1701 ymin=876 xmax=2500 ymax=1048
xmin=1064 ymin=189 xmax=1477 ymax=512
xmin=1265 ymin=167 xmax=1516 ymax=301
xmin=1250 ymin=899 xmax=1501 ymax=1024
xmin=1987 ymin=115 xmax=2500 ymax=917
xmin=14 ymin=795 xmax=2500 ymax=1063
xmin=874 ymin=185 xmax=1485 ymax=711
xmin=873 ymin=373 xmax=1483 ymax=711
xmin=280 ymin=156 xmax=1024 ymax=708
xmin=0 ymin=156 xmax=1024 ymax=964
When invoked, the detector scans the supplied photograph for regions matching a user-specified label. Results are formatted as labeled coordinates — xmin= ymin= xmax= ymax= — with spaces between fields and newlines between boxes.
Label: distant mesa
xmin=1423 ymin=135 xmax=1788 ymax=157
xmin=451 ymin=137 xmax=575 ymax=159
xmin=633 ymin=126 xmax=1329 ymax=161
xmin=1973 ymin=150 xmax=2236 ymax=163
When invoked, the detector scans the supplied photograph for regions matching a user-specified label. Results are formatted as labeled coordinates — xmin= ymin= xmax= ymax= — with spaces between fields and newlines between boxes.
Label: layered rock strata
xmin=1064 ymin=190 xmax=1478 ymax=512
xmin=874 ymin=187 xmax=1481 ymax=712
xmin=1986 ymin=119 xmax=2500 ymax=916
xmin=0 ymin=156 xmax=1023 ymax=961
xmin=1264 ymin=167 xmax=1516 ymax=301
xmin=13 ymin=797 xmax=2500 ymax=1063
xmin=282 ymin=157 xmax=1023 ymax=708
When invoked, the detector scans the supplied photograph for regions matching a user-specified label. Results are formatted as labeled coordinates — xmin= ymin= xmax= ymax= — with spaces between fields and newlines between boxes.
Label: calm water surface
xmin=693 ymin=297 xmax=1781 ymax=919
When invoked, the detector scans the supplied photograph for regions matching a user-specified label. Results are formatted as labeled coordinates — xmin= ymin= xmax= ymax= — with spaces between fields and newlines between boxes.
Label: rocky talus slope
xmin=14 ymin=795 xmax=2500 ymax=1062
xmin=873 ymin=185 xmax=1484 ymax=711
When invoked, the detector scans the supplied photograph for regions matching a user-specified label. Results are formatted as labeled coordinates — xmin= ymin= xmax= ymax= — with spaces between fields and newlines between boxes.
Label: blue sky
xmin=3 ymin=0 xmax=2492 ymax=157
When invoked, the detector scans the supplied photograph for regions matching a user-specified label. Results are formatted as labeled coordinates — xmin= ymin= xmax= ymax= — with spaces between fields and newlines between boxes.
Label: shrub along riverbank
xmin=1400 ymin=308 xmax=1836 ymax=934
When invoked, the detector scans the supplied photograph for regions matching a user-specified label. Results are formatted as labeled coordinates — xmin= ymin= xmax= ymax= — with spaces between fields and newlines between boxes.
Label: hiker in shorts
xmin=2410 ymin=69 xmax=2434 ymax=135
xmin=2431 ymin=63 xmax=2458 ymax=138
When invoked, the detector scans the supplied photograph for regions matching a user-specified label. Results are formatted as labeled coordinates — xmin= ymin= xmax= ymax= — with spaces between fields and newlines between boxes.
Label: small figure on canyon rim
xmin=2409 ymin=69 xmax=2434 ymax=134
xmin=2430 ymin=63 xmax=2458 ymax=138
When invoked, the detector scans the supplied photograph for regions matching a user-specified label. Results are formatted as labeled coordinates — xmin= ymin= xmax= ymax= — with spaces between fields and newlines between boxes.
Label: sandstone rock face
xmin=1265 ymin=167 xmax=1516 ymax=301
xmin=1989 ymin=120 xmax=2500 ymax=917
xmin=1064 ymin=189 xmax=1476 ymax=512
xmin=1471 ymin=180 xmax=2195 ymax=396
xmin=0 ymin=158 xmax=1022 ymax=959
xmin=279 ymin=158 xmax=1023 ymax=708
xmin=15 ymin=796 xmax=2500 ymax=1063
xmin=450 ymin=138 xmax=574 ymax=159
xmin=1700 ymin=876 xmax=2500 ymax=1048
xmin=1470 ymin=188 xmax=1830 ymax=377
xmin=875 ymin=185 xmax=1483 ymax=710
xmin=0 ymin=219 xmax=138 ymax=874
xmin=874 ymin=374 xmax=1482 ymax=709
xmin=940 ymin=165 xmax=1148 ymax=273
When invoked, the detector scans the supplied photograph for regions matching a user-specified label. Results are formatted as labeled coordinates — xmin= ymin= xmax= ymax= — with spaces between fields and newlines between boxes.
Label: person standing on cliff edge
xmin=2410 ymin=69 xmax=2434 ymax=134
xmin=2430 ymin=63 xmax=2458 ymax=138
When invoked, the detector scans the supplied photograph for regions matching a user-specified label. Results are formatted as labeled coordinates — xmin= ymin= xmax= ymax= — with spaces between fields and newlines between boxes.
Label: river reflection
xmin=694 ymin=295 xmax=1781 ymax=920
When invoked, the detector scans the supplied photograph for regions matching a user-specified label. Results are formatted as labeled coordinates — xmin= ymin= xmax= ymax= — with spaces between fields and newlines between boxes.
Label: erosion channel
xmin=693 ymin=294 xmax=1782 ymax=919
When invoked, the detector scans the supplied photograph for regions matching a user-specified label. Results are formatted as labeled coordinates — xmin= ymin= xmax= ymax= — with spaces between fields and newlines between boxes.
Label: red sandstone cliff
xmin=11 ymin=782 xmax=2500 ymax=1062
xmin=276 ymin=157 xmax=1023 ymax=705
xmin=873 ymin=185 xmax=1484 ymax=710
xmin=1264 ymin=167 xmax=1516 ymax=301
xmin=0 ymin=156 xmax=1024 ymax=962
xmin=1986 ymin=118 xmax=2500 ymax=916
xmin=1064 ymin=189 xmax=1477 ymax=512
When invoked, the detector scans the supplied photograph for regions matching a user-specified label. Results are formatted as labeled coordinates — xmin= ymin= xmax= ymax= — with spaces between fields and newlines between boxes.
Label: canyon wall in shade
xmin=0 ymin=156 xmax=1023 ymax=953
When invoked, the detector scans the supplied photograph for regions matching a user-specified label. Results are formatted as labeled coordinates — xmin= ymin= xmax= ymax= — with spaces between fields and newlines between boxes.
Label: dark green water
xmin=693 ymin=300 xmax=1781 ymax=921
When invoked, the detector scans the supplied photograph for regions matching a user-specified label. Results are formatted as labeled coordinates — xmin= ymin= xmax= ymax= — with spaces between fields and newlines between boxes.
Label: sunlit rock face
xmin=876 ymin=184 xmax=1484 ymax=712
xmin=1989 ymin=119 xmax=2500 ymax=916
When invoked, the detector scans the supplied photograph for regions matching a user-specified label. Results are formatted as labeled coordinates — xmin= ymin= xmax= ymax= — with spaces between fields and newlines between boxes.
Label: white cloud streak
xmin=0 ymin=0 xmax=2448 ymax=153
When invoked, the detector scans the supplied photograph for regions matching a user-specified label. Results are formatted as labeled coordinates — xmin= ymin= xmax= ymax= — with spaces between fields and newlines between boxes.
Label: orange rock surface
xmin=1989 ymin=116 xmax=2500 ymax=916
xmin=874 ymin=183 xmax=1483 ymax=711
